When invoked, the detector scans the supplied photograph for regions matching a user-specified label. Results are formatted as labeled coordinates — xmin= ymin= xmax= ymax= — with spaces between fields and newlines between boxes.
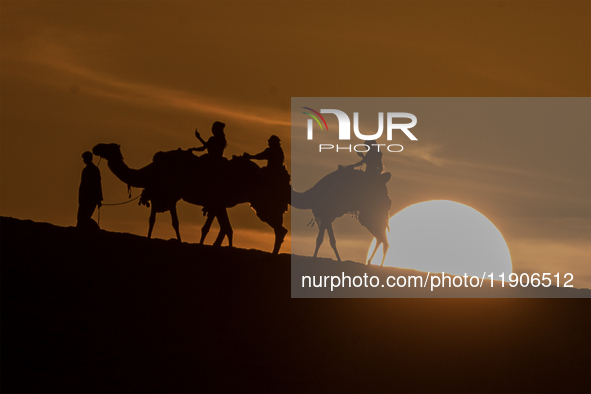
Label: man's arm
xmin=194 ymin=129 xmax=207 ymax=145
xmin=348 ymin=155 xmax=367 ymax=168
xmin=245 ymin=148 xmax=269 ymax=160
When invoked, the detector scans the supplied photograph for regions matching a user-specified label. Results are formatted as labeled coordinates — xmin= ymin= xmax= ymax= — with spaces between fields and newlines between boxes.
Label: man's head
xmin=268 ymin=135 xmax=281 ymax=147
xmin=82 ymin=151 xmax=93 ymax=164
xmin=212 ymin=121 xmax=226 ymax=135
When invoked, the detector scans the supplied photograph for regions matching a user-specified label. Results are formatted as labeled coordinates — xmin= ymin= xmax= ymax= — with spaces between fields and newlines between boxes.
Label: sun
xmin=367 ymin=200 xmax=512 ymax=277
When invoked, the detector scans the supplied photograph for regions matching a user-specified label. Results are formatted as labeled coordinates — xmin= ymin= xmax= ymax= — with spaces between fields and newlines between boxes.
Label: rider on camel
xmin=244 ymin=135 xmax=284 ymax=170
xmin=245 ymin=135 xmax=290 ymax=211
xmin=346 ymin=139 xmax=383 ymax=176
xmin=190 ymin=121 xmax=227 ymax=160
xmin=190 ymin=121 xmax=230 ymax=245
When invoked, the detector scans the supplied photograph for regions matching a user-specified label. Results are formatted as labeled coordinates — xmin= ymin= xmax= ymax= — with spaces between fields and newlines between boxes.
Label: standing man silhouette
xmin=77 ymin=151 xmax=103 ymax=230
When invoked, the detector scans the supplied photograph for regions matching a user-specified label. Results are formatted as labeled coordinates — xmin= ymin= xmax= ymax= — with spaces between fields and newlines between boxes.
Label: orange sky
xmin=1 ymin=1 xmax=589 ymax=286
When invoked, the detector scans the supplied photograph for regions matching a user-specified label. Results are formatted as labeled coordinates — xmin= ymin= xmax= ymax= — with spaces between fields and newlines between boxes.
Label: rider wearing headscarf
xmin=245 ymin=135 xmax=284 ymax=169
xmin=245 ymin=135 xmax=290 ymax=211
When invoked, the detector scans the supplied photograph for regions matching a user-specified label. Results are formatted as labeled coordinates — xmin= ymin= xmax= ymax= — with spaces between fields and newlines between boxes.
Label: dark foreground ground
xmin=2 ymin=217 xmax=590 ymax=393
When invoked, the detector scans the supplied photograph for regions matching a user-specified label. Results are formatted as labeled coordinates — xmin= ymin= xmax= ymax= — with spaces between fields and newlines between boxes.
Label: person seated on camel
xmin=245 ymin=135 xmax=290 ymax=207
xmin=244 ymin=135 xmax=285 ymax=171
xmin=190 ymin=121 xmax=229 ymax=239
xmin=190 ymin=121 xmax=227 ymax=160
xmin=346 ymin=139 xmax=383 ymax=176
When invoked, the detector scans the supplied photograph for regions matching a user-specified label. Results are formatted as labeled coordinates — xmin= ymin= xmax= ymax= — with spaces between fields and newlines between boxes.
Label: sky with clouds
xmin=1 ymin=1 xmax=589 ymax=286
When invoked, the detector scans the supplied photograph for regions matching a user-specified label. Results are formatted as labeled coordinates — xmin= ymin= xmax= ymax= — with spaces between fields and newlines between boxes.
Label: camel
xmin=92 ymin=143 xmax=289 ymax=254
xmin=291 ymin=166 xmax=392 ymax=265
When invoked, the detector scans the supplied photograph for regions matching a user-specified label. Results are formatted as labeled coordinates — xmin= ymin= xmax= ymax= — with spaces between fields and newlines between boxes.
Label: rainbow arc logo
xmin=302 ymin=107 xmax=328 ymax=132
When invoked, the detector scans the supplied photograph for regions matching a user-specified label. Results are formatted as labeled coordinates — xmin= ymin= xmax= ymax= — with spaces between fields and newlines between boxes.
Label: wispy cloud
xmin=388 ymin=141 xmax=590 ymax=186
xmin=14 ymin=42 xmax=291 ymax=128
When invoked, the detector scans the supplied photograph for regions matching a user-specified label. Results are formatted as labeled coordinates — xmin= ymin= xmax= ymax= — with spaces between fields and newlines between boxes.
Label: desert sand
xmin=2 ymin=217 xmax=589 ymax=392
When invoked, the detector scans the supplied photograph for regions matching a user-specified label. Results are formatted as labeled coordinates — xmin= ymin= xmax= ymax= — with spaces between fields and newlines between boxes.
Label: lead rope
xmin=97 ymin=194 xmax=141 ymax=226
xmin=96 ymin=156 xmax=103 ymax=228
xmin=94 ymin=156 xmax=139 ymax=226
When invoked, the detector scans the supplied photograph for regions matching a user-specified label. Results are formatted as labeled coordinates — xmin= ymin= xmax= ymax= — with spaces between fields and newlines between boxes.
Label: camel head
xmin=93 ymin=143 xmax=123 ymax=161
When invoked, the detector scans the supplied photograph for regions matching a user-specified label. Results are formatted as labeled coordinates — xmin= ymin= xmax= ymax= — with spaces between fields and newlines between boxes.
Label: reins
xmin=95 ymin=156 xmax=140 ymax=226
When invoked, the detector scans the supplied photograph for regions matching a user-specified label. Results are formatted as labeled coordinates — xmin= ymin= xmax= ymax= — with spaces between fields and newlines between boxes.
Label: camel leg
xmin=380 ymin=240 xmax=390 ymax=267
xmin=367 ymin=240 xmax=382 ymax=265
xmin=147 ymin=206 xmax=157 ymax=239
xmin=326 ymin=223 xmax=341 ymax=262
xmin=212 ymin=211 xmax=225 ymax=247
xmin=213 ymin=209 xmax=233 ymax=247
xmin=224 ymin=212 xmax=234 ymax=248
xmin=200 ymin=213 xmax=214 ymax=245
xmin=272 ymin=224 xmax=288 ymax=255
xmin=313 ymin=224 xmax=326 ymax=258
xmin=260 ymin=213 xmax=286 ymax=255
xmin=252 ymin=206 xmax=287 ymax=254
xmin=170 ymin=204 xmax=181 ymax=242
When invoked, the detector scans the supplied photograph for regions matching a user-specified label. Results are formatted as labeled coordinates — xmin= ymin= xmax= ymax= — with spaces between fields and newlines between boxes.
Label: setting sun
xmin=367 ymin=200 xmax=513 ymax=277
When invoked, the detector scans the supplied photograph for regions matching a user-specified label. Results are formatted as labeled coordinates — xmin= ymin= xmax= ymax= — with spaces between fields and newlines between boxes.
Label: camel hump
xmin=152 ymin=149 xmax=193 ymax=163
xmin=151 ymin=149 xmax=200 ymax=173
xmin=313 ymin=167 xmax=389 ymax=192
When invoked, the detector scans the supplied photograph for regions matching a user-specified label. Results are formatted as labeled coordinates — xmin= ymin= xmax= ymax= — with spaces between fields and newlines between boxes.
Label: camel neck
xmin=107 ymin=157 xmax=150 ymax=188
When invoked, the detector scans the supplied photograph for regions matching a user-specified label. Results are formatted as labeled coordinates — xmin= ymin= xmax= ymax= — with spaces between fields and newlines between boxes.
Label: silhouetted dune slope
xmin=2 ymin=217 xmax=590 ymax=393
